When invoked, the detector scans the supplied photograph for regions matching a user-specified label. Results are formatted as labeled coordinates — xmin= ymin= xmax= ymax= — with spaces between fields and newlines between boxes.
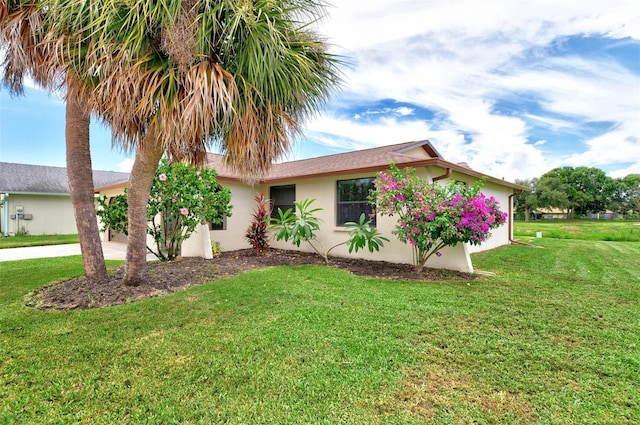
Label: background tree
xmin=513 ymin=178 xmax=538 ymax=221
xmin=34 ymin=0 xmax=342 ymax=285
xmin=533 ymin=176 xmax=570 ymax=216
xmin=614 ymin=174 xmax=640 ymax=218
xmin=540 ymin=166 xmax=615 ymax=217
xmin=0 ymin=3 xmax=107 ymax=279
xmin=97 ymin=159 xmax=232 ymax=261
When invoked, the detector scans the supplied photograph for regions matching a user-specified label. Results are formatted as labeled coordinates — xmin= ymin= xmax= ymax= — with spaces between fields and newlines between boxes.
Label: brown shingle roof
xmin=207 ymin=140 xmax=526 ymax=191
xmin=207 ymin=140 xmax=438 ymax=181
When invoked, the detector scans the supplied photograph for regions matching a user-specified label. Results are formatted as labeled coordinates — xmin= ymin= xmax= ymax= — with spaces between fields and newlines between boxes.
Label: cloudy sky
xmin=1 ymin=0 xmax=639 ymax=182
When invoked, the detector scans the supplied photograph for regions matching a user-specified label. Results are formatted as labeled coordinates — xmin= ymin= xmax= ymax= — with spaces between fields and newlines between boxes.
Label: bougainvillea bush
xmin=98 ymin=159 xmax=232 ymax=260
xmin=371 ymin=164 xmax=507 ymax=272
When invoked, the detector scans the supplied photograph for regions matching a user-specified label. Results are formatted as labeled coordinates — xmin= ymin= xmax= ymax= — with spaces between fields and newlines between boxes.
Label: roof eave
xmin=262 ymin=157 xmax=528 ymax=192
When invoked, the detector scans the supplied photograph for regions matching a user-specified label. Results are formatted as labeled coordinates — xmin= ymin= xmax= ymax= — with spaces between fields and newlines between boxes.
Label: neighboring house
xmin=535 ymin=208 xmax=568 ymax=220
xmin=96 ymin=140 xmax=526 ymax=273
xmin=0 ymin=162 xmax=129 ymax=236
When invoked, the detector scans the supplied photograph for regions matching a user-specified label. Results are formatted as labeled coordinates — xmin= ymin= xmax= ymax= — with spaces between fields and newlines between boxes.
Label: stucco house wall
xmin=1 ymin=162 xmax=130 ymax=237
xmin=2 ymin=194 xmax=77 ymax=235
xmin=181 ymin=180 xmax=258 ymax=256
xmin=261 ymin=166 xmax=504 ymax=272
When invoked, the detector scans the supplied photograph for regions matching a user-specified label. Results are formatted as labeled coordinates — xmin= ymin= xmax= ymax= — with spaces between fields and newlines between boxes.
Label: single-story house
xmin=0 ymin=162 xmax=129 ymax=236
xmin=535 ymin=208 xmax=568 ymax=220
xmin=97 ymin=140 xmax=526 ymax=273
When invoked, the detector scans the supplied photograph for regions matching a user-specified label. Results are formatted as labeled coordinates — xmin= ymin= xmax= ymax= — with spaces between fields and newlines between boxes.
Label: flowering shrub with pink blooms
xmin=371 ymin=164 xmax=507 ymax=272
xmin=98 ymin=159 xmax=232 ymax=260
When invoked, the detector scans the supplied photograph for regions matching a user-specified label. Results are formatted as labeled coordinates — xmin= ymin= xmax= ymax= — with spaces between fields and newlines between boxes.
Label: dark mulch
xmin=25 ymin=249 xmax=474 ymax=310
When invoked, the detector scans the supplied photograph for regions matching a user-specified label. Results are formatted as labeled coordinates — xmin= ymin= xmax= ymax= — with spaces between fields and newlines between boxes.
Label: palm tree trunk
xmin=65 ymin=97 xmax=108 ymax=279
xmin=124 ymin=135 xmax=163 ymax=286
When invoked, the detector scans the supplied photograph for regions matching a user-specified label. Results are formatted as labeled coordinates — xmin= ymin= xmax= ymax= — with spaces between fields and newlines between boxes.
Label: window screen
xmin=270 ymin=185 xmax=296 ymax=218
xmin=336 ymin=178 xmax=376 ymax=226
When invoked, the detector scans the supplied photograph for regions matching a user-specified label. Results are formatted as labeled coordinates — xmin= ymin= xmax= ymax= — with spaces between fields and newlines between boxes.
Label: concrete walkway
xmin=0 ymin=242 xmax=156 ymax=262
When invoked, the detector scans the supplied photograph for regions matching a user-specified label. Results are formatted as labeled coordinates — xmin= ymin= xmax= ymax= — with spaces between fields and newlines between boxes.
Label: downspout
xmin=1 ymin=193 xmax=8 ymax=237
xmin=432 ymin=167 xmax=452 ymax=183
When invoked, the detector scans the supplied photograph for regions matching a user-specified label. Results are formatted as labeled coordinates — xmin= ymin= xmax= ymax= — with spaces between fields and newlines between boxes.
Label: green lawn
xmin=1 ymin=235 xmax=638 ymax=423
xmin=0 ymin=234 xmax=79 ymax=249
xmin=514 ymin=219 xmax=640 ymax=242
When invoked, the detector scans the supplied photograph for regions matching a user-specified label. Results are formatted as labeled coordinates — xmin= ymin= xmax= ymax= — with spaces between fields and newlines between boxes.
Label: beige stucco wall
xmin=260 ymin=167 xmax=480 ymax=273
xmin=208 ymin=181 xmax=261 ymax=252
xmin=177 ymin=179 xmax=261 ymax=257
xmin=258 ymin=166 xmax=513 ymax=273
xmin=3 ymin=194 xmax=77 ymax=235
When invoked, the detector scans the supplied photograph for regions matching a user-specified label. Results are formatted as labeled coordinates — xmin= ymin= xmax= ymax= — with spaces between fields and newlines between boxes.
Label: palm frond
xmin=4 ymin=0 xmax=343 ymax=181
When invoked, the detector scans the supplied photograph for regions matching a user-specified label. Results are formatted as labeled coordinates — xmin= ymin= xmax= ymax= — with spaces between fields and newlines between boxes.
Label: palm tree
xmin=39 ymin=0 xmax=342 ymax=285
xmin=0 ymin=3 xmax=108 ymax=279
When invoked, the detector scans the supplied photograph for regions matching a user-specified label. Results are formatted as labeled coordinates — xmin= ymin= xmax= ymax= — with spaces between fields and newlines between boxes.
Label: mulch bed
xmin=25 ymin=249 xmax=474 ymax=310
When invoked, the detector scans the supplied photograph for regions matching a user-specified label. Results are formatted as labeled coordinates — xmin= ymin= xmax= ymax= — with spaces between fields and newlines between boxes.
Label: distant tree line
xmin=514 ymin=167 xmax=640 ymax=221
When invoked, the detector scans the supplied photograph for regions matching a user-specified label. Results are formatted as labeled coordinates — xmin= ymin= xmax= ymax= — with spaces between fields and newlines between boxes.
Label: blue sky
xmin=1 ymin=0 xmax=639 ymax=181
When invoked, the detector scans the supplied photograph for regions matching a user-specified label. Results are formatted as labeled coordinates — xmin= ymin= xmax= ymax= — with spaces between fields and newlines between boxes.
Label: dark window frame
xmin=336 ymin=177 xmax=376 ymax=227
xmin=270 ymin=184 xmax=296 ymax=218
xmin=209 ymin=217 xmax=226 ymax=231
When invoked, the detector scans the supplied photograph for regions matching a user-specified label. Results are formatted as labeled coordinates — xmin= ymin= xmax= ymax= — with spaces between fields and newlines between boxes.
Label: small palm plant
xmin=270 ymin=199 xmax=389 ymax=263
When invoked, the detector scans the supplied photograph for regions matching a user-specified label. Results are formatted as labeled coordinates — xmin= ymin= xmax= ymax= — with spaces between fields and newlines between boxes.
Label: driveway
xmin=0 ymin=242 xmax=156 ymax=262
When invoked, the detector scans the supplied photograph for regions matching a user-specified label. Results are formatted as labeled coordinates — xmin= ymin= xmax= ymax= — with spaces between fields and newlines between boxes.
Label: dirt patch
xmin=396 ymin=365 xmax=538 ymax=423
xmin=24 ymin=249 xmax=474 ymax=310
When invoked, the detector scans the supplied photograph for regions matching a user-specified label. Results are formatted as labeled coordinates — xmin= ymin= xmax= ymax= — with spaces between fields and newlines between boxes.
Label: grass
xmin=1 ymin=229 xmax=639 ymax=423
xmin=514 ymin=219 xmax=640 ymax=242
xmin=0 ymin=234 xmax=79 ymax=249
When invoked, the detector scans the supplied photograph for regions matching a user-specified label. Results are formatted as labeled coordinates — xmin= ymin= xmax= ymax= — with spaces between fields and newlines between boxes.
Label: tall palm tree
xmin=40 ymin=0 xmax=342 ymax=285
xmin=0 ymin=2 xmax=108 ymax=279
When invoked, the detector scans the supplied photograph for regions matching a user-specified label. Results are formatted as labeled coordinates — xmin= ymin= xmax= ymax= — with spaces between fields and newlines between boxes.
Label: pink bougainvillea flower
xmin=159 ymin=174 xmax=167 ymax=181
xmin=180 ymin=207 xmax=189 ymax=215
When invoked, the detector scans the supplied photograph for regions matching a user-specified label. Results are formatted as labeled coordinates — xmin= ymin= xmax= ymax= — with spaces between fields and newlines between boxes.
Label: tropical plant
xmin=270 ymin=199 xmax=388 ymax=263
xmin=4 ymin=0 xmax=341 ymax=285
xmin=0 ymin=3 xmax=107 ymax=279
xmin=53 ymin=0 xmax=341 ymax=285
xmin=97 ymin=160 xmax=232 ymax=261
xmin=371 ymin=164 xmax=507 ymax=272
xmin=245 ymin=192 xmax=270 ymax=253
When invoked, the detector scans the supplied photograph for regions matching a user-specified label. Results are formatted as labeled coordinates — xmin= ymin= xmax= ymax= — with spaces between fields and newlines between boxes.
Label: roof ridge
xmin=275 ymin=140 xmax=430 ymax=166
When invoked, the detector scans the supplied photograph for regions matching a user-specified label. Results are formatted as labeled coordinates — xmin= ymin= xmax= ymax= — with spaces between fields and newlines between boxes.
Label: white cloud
xmin=303 ymin=114 xmax=432 ymax=150
xmin=117 ymin=158 xmax=134 ymax=172
xmin=394 ymin=107 xmax=414 ymax=116
xmin=307 ymin=0 xmax=640 ymax=180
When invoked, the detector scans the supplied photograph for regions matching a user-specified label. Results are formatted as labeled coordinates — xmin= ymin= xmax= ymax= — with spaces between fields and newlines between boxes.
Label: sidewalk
xmin=0 ymin=242 xmax=156 ymax=262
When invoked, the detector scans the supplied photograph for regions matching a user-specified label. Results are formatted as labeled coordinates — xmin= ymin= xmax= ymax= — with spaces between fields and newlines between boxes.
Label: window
xmin=270 ymin=185 xmax=296 ymax=218
xmin=208 ymin=184 xmax=228 ymax=230
xmin=336 ymin=178 xmax=376 ymax=226
xmin=209 ymin=217 xmax=226 ymax=231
